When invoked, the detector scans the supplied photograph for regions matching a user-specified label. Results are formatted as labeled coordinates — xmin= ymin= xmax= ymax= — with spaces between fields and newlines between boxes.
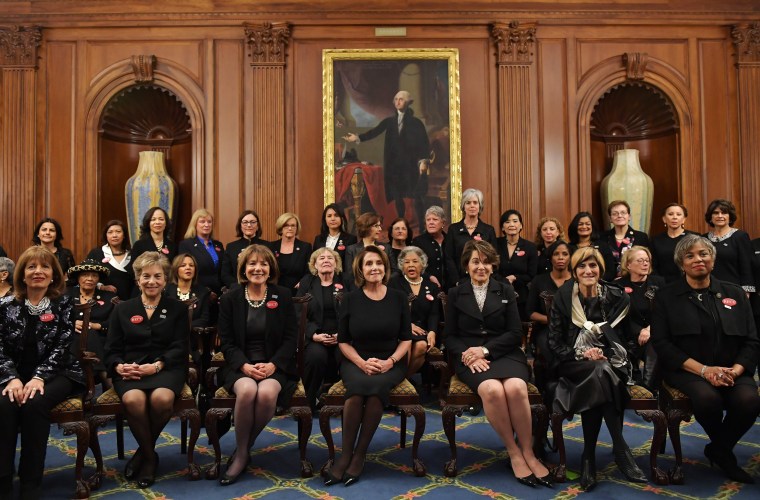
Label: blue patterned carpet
xmin=27 ymin=395 xmax=760 ymax=500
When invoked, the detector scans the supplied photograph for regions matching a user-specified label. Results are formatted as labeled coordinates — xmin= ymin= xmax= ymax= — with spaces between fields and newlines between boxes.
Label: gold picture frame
xmin=323 ymin=48 xmax=461 ymax=233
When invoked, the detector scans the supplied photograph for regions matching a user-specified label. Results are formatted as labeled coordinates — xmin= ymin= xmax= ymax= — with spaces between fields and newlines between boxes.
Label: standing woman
xmin=548 ymin=247 xmax=647 ymax=490
xmin=649 ymin=203 xmax=696 ymax=283
xmin=165 ymin=253 xmax=210 ymax=329
xmin=86 ymin=219 xmax=134 ymax=300
xmin=324 ymin=246 xmax=411 ymax=486
xmin=496 ymin=209 xmax=537 ymax=320
xmin=567 ymin=211 xmax=616 ymax=282
xmin=0 ymin=246 xmax=84 ymax=499
xmin=268 ymin=213 xmax=312 ymax=294
xmin=179 ymin=208 xmax=225 ymax=294
xmin=703 ymin=199 xmax=755 ymax=295
xmin=652 ymin=235 xmax=760 ymax=483
xmin=312 ymin=203 xmax=357 ymax=268
xmin=534 ymin=217 xmax=565 ymax=275
xmin=601 ymin=200 xmax=650 ymax=277
xmin=343 ymin=213 xmax=395 ymax=287
xmin=388 ymin=246 xmax=440 ymax=378
xmin=216 ymin=245 xmax=298 ymax=486
xmin=0 ymin=257 xmax=14 ymax=298
xmin=32 ymin=217 xmax=75 ymax=281
xmin=446 ymin=240 xmax=551 ymax=487
xmin=388 ymin=217 xmax=413 ymax=266
xmin=411 ymin=206 xmax=447 ymax=288
xmin=104 ymin=252 xmax=189 ymax=488
xmin=445 ymin=188 xmax=497 ymax=289
xmin=130 ymin=207 xmax=177 ymax=266
xmin=222 ymin=210 xmax=268 ymax=289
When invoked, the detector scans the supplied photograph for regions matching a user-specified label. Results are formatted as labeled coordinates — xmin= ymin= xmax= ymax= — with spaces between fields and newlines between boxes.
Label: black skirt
xmin=340 ymin=359 xmax=407 ymax=406
xmin=223 ymin=369 xmax=298 ymax=407
xmin=113 ymin=366 xmax=186 ymax=397
xmin=553 ymin=360 xmax=629 ymax=414
xmin=455 ymin=352 xmax=531 ymax=392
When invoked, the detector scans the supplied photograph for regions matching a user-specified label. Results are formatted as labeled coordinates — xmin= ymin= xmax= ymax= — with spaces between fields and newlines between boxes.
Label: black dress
xmin=105 ymin=296 xmax=189 ymax=397
xmin=444 ymin=279 xmax=530 ymax=391
xmin=86 ymin=245 xmax=134 ymax=300
xmin=268 ymin=238 xmax=312 ymax=293
xmin=525 ymin=272 xmax=570 ymax=366
xmin=649 ymin=230 xmax=698 ymax=283
xmin=495 ymin=236 xmax=538 ymax=320
xmin=164 ymin=283 xmax=211 ymax=328
xmin=705 ymin=229 xmax=755 ymax=293
xmin=131 ymin=237 xmax=176 ymax=268
xmin=444 ymin=219 xmax=497 ymax=289
xmin=338 ymin=287 xmax=412 ymax=404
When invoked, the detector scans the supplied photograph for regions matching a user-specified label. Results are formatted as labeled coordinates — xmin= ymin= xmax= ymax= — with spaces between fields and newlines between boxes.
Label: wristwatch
xmin=481 ymin=346 xmax=490 ymax=358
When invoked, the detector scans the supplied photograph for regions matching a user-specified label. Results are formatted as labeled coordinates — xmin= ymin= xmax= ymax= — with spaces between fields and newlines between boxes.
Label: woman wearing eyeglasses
xmin=222 ymin=210 xmax=268 ymax=289
xmin=343 ymin=213 xmax=395 ymax=288
xmin=268 ymin=213 xmax=312 ymax=294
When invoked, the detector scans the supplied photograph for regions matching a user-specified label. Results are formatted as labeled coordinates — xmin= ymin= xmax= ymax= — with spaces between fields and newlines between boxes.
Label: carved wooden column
xmin=491 ymin=21 xmax=537 ymax=230
xmin=732 ymin=22 xmax=760 ymax=237
xmin=245 ymin=22 xmax=290 ymax=226
xmin=0 ymin=26 xmax=41 ymax=259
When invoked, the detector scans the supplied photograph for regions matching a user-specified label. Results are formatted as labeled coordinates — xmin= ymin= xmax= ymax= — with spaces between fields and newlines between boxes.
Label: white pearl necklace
xmin=404 ymin=275 xmax=423 ymax=286
xmin=245 ymin=285 xmax=267 ymax=308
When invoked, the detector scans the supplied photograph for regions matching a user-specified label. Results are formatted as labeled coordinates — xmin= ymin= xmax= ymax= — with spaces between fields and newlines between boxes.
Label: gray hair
xmin=398 ymin=246 xmax=428 ymax=273
xmin=0 ymin=257 xmax=14 ymax=276
xmin=460 ymin=188 xmax=484 ymax=214
xmin=425 ymin=205 xmax=446 ymax=222
xmin=674 ymin=234 xmax=716 ymax=270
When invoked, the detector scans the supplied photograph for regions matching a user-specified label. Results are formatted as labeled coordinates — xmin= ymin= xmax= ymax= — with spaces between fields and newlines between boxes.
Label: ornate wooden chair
xmin=86 ymin=298 xmax=202 ymax=490
xmin=204 ymin=294 xmax=314 ymax=479
xmin=48 ymin=300 xmax=95 ymax=498
xmin=541 ymin=293 xmax=669 ymax=485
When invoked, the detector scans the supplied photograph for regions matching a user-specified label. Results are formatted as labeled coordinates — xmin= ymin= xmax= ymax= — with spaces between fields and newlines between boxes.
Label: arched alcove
xmin=98 ymin=85 xmax=193 ymax=242
xmin=589 ymin=82 xmax=679 ymax=232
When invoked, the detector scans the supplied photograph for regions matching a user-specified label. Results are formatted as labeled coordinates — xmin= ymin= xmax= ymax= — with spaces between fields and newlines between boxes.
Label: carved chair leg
xmin=180 ymin=417 xmax=188 ymax=454
xmin=86 ymin=415 xmax=111 ymax=490
xmin=666 ymin=409 xmax=690 ymax=485
xmin=116 ymin=415 xmax=125 ymax=459
xmin=550 ymin=412 xmax=568 ymax=482
xmin=291 ymin=405 xmax=314 ymax=477
xmin=408 ymin=405 xmax=426 ymax=477
xmin=61 ymin=421 xmax=90 ymax=499
xmin=319 ymin=405 xmax=341 ymax=477
xmin=635 ymin=409 xmax=669 ymax=485
xmin=399 ymin=412 xmax=407 ymax=449
xmin=441 ymin=405 xmax=465 ymax=477
xmin=204 ymin=407 xmax=231 ymax=480
xmin=531 ymin=403 xmax=549 ymax=460
xmin=180 ymin=408 xmax=201 ymax=480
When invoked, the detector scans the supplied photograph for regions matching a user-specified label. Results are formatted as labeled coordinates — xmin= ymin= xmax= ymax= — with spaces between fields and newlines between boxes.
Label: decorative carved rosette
xmin=491 ymin=21 xmax=536 ymax=64
xmin=0 ymin=25 xmax=42 ymax=67
xmin=732 ymin=22 xmax=760 ymax=64
xmin=244 ymin=22 xmax=291 ymax=66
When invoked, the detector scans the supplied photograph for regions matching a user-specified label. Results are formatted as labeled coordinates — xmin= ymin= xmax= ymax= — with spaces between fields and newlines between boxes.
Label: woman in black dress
xmin=649 ymin=203 xmax=696 ymax=283
xmin=388 ymin=217 xmax=413 ymax=266
xmin=446 ymin=240 xmax=551 ymax=487
xmin=616 ymin=246 xmax=665 ymax=389
xmin=652 ymin=234 xmax=760 ymax=483
xmin=324 ymin=246 xmax=411 ymax=486
xmin=130 ymin=207 xmax=177 ymax=266
xmin=388 ymin=246 xmax=440 ymax=377
xmin=221 ymin=210 xmax=268 ymax=289
xmin=178 ymin=208 xmax=225 ymax=294
xmin=268 ymin=212 xmax=312 ymax=294
xmin=66 ymin=259 xmax=116 ymax=389
xmin=296 ymin=247 xmax=344 ymax=411
xmin=86 ymin=219 xmax=134 ymax=300
xmin=534 ymin=216 xmax=565 ymax=275
xmin=548 ymin=247 xmax=646 ymax=490
xmin=567 ymin=211 xmax=616 ymax=282
xmin=217 ymin=244 xmax=298 ymax=486
xmin=32 ymin=217 xmax=75 ymax=282
xmin=104 ymin=252 xmax=189 ymax=488
xmin=703 ymin=199 xmax=755 ymax=295
xmin=312 ymin=203 xmax=357 ymax=267
xmin=165 ymin=253 xmax=210 ymax=329
xmin=496 ymin=209 xmax=537 ymax=320
xmin=0 ymin=246 xmax=84 ymax=499
xmin=444 ymin=188 xmax=497 ymax=288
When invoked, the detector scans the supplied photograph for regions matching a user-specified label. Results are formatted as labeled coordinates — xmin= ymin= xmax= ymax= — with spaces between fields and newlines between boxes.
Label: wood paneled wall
xmin=1 ymin=2 xmax=759 ymax=261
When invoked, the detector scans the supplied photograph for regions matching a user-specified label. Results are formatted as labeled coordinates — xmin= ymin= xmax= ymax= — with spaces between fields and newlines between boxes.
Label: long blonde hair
xmin=184 ymin=208 xmax=214 ymax=239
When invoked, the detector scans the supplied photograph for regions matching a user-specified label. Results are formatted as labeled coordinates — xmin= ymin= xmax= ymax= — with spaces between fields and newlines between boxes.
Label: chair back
xmin=292 ymin=293 xmax=312 ymax=380
xmin=75 ymin=300 xmax=96 ymax=404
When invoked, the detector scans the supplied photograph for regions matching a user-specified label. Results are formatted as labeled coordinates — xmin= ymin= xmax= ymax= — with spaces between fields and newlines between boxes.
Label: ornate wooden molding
xmin=491 ymin=21 xmax=536 ymax=64
xmin=623 ymin=52 xmax=649 ymax=80
xmin=130 ymin=54 xmax=156 ymax=82
xmin=0 ymin=25 xmax=42 ymax=67
xmin=732 ymin=22 xmax=760 ymax=64
xmin=244 ymin=22 xmax=291 ymax=66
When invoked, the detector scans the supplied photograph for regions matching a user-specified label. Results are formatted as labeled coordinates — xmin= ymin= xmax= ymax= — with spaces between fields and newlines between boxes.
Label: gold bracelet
xmin=389 ymin=355 xmax=398 ymax=364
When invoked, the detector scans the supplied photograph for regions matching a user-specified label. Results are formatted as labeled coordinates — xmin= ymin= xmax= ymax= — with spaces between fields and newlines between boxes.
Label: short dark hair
xmin=353 ymin=245 xmax=390 ymax=287
xmin=387 ymin=217 xmax=413 ymax=246
xmin=101 ymin=220 xmax=131 ymax=250
xmin=499 ymin=209 xmax=523 ymax=235
xmin=460 ymin=240 xmax=499 ymax=273
xmin=704 ymin=199 xmax=737 ymax=227
xmin=607 ymin=200 xmax=631 ymax=216
xmin=662 ymin=202 xmax=688 ymax=218
xmin=235 ymin=210 xmax=263 ymax=239
xmin=237 ymin=244 xmax=279 ymax=285
xmin=139 ymin=207 xmax=172 ymax=240
xmin=546 ymin=239 xmax=571 ymax=269
xmin=355 ymin=213 xmax=381 ymax=239
xmin=32 ymin=217 xmax=65 ymax=247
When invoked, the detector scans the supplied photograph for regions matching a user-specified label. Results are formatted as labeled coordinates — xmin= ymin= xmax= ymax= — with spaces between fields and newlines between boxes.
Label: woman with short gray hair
xmin=412 ymin=205 xmax=448 ymax=287
xmin=0 ymin=257 xmax=14 ymax=298
xmin=444 ymin=188 xmax=497 ymax=288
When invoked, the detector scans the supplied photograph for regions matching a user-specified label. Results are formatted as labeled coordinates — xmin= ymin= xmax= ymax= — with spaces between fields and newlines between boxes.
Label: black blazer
xmin=602 ymin=226 xmax=650 ymax=275
xmin=411 ymin=231 xmax=447 ymax=286
xmin=178 ymin=237 xmax=225 ymax=293
xmin=444 ymin=219 xmax=498 ymax=288
xmin=164 ymin=283 xmax=211 ymax=328
xmin=0 ymin=295 xmax=84 ymax=386
xmin=444 ymin=279 xmax=524 ymax=363
xmin=651 ymin=277 xmax=759 ymax=375
xmin=267 ymin=238 xmax=312 ymax=292
xmin=568 ymin=241 xmax=617 ymax=282
xmin=388 ymin=274 xmax=441 ymax=334
xmin=221 ymin=236 xmax=268 ymax=288
xmin=131 ymin=237 xmax=177 ymax=269
xmin=85 ymin=246 xmax=135 ymax=300
xmin=496 ymin=237 xmax=538 ymax=304
xmin=312 ymin=232 xmax=357 ymax=269
xmin=104 ymin=296 xmax=189 ymax=375
xmin=218 ymin=284 xmax=298 ymax=378
xmin=295 ymin=273 xmax=345 ymax=344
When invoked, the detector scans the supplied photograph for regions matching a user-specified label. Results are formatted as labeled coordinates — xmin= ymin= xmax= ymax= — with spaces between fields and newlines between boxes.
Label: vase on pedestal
xmin=600 ymin=149 xmax=654 ymax=233
xmin=125 ymin=151 xmax=178 ymax=245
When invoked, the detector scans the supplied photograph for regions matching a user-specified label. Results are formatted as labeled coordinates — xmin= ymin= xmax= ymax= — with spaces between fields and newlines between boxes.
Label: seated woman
xmin=548 ymin=247 xmax=647 ymax=491
xmin=324 ymin=246 xmax=411 ymax=487
xmin=104 ymin=252 xmax=189 ymax=488
xmin=165 ymin=253 xmax=210 ymax=329
xmin=312 ymin=203 xmax=357 ymax=267
xmin=343 ymin=213 xmax=395 ymax=287
xmin=66 ymin=259 xmax=116 ymax=389
xmin=0 ymin=257 xmax=14 ymax=298
xmin=32 ymin=217 xmax=75 ymax=282
xmin=0 ymin=246 xmax=84 ymax=499
xmin=86 ymin=219 xmax=134 ymax=300
xmin=296 ymin=247 xmax=344 ymax=411
xmin=222 ymin=210 xmax=268 ymax=289
xmin=534 ymin=216 xmax=565 ymax=276
xmin=652 ymin=234 xmax=760 ymax=483
xmin=178 ymin=208 xmax=225 ymax=295
xmin=616 ymin=246 xmax=665 ymax=389
xmin=268 ymin=213 xmax=312 ymax=294
xmin=216 ymin=244 xmax=298 ymax=486
xmin=130 ymin=207 xmax=177 ymax=266
xmin=445 ymin=240 xmax=551 ymax=487
xmin=388 ymin=246 xmax=440 ymax=378
xmin=495 ymin=209 xmax=537 ymax=320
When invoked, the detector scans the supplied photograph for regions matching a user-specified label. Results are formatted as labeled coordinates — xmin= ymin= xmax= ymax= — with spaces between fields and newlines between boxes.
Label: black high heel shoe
xmin=705 ymin=443 xmax=755 ymax=484
xmin=343 ymin=472 xmax=361 ymax=487
xmin=516 ymin=473 xmax=537 ymax=487
xmin=614 ymin=447 xmax=648 ymax=483
xmin=220 ymin=455 xmax=250 ymax=486
xmin=535 ymin=472 xmax=554 ymax=488
xmin=579 ymin=458 xmax=597 ymax=491
xmin=124 ymin=448 xmax=143 ymax=480
xmin=136 ymin=452 xmax=159 ymax=489
xmin=323 ymin=470 xmax=344 ymax=486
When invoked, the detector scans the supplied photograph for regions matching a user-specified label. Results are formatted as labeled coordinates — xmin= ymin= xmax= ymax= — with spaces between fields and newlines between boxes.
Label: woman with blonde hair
xmin=534 ymin=217 xmax=565 ymax=275
xmin=268 ymin=212 xmax=312 ymax=293
xmin=178 ymin=208 xmax=225 ymax=294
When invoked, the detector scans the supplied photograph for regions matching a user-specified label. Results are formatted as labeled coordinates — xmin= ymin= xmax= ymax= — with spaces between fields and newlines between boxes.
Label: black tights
xmin=330 ymin=395 xmax=384 ymax=478
xmin=580 ymin=402 xmax=627 ymax=463
xmin=122 ymin=388 xmax=175 ymax=470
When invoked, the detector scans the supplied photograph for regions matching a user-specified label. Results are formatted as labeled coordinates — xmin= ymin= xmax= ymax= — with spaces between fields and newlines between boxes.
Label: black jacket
xmin=295 ymin=273 xmax=345 ymax=344
xmin=495 ymin=236 xmax=538 ymax=305
xmin=131 ymin=238 xmax=177 ymax=269
xmin=411 ymin=231 xmax=447 ymax=286
xmin=267 ymin=238 xmax=312 ymax=292
xmin=444 ymin=219 xmax=498 ymax=288
xmin=651 ymin=276 xmax=759 ymax=375
xmin=164 ymin=283 xmax=211 ymax=328
xmin=221 ymin=237 xmax=268 ymax=288
xmin=178 ymin=237 xmax=225 ymax=293
xmin=313 ymin=232 xmax=357 ymax=270
xmin=388 ymin=274 xmax=441 ymax=334
xmin=601 ymin=226 xmax=650 ymax=273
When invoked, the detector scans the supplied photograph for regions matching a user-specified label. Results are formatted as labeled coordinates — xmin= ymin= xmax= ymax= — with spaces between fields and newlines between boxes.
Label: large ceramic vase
xmin=125 ymin=151 xmax=178 ymax=245
xmin=600 ymin=149 xmax=654 ymax=233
